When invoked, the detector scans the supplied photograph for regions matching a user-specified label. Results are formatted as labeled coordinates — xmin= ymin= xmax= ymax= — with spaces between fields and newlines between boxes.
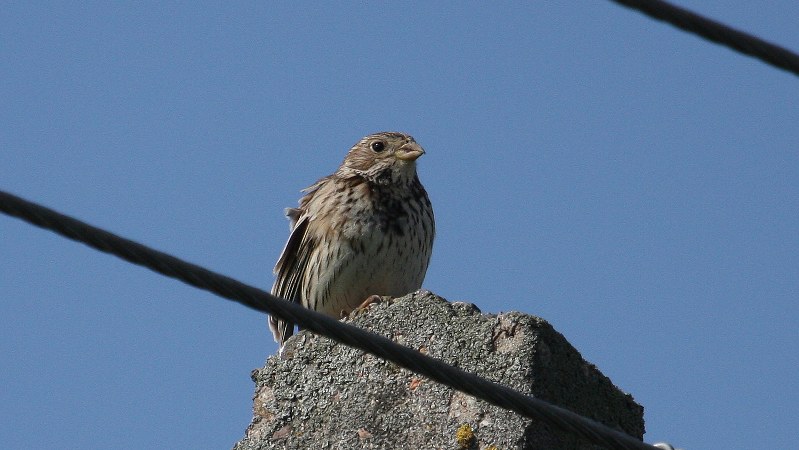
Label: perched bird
xmin=269 ymin=132 xmax=435 ymax=346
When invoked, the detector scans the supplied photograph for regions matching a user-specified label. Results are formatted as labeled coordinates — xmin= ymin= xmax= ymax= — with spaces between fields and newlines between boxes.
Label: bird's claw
xmin=343 ymin=295 xmax=392 ymax=318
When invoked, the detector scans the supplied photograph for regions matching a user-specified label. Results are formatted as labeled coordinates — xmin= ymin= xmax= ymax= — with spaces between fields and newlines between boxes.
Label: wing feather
xmin=269 ymin=211 xmax=313 ymax=344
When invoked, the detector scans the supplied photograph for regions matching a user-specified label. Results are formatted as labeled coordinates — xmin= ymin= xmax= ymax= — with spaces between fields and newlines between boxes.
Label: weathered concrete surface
xmin=234 ymin=291 xmax=644 ymax=449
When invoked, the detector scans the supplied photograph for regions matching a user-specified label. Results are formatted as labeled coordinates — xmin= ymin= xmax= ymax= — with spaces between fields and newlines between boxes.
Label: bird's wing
xmin=269 ymin=177 xmax=331 ymax=345
xmin=269 ymin=210 xmax=315 ymax=344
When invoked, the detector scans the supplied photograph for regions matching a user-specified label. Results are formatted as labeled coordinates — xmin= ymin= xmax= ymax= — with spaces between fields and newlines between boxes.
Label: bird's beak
xmin=395 ymin=142 xmax=425 ymax=161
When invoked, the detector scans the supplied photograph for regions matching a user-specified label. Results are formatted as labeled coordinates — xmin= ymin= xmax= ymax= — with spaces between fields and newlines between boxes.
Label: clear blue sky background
xmin=2 ymin=2 xmax=797 ymax=449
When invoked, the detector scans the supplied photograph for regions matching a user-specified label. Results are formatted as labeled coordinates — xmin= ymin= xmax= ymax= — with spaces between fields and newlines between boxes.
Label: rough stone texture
xmin=234 ymin=291 xmax=644 ymax=450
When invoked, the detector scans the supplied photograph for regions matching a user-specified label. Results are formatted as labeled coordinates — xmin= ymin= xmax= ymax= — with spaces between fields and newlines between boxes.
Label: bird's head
xmin=338 ymin=132 xmax=425 ymax=185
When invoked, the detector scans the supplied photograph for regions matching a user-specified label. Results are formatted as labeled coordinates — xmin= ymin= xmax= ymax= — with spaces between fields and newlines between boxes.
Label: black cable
xmin=0 ymin=190 xmax=658 ymax=449
xmin=611 ymin=0 xmax=799 ymax=78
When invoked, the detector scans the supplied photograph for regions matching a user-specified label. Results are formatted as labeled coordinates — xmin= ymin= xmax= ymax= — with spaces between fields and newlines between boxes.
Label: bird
xmin=269 ymin=132 xmax=435 ymax=347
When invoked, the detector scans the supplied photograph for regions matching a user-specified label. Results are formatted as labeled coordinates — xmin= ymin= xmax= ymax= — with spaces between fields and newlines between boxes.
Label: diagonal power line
xmin=0 ymin=189 xmax=658 ymax=450
xmin=611 ymin=0 xmax=799 ymax=78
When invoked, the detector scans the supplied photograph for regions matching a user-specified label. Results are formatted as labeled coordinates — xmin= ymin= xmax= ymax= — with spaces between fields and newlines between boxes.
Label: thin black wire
xmin=0 ymin=190 xmax=658 ymax=450
xmin=611 ymin=0 xmax=799 ymax=78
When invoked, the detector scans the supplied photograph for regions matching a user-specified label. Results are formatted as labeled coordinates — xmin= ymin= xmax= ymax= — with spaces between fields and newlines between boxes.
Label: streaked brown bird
xmin=269 ymin=132 xmax=435 ymax=346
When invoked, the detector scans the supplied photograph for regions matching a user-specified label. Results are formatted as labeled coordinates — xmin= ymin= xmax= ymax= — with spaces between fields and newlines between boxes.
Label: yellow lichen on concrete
xmin=455 ymin=424 xmax=475 ymax=448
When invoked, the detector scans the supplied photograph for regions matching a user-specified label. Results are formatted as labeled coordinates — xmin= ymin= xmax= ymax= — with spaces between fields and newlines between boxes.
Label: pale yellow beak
xmin=395 ymin=142 xmax=425 ymax=161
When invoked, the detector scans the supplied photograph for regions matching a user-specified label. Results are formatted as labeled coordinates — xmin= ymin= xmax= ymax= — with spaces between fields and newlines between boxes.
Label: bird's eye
xmin=370 ymin=141 xmax=385 ymax=152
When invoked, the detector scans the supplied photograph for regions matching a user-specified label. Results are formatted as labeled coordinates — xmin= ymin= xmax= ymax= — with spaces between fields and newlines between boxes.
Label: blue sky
xmin=2 ymin=2 xmax=797 ymax=449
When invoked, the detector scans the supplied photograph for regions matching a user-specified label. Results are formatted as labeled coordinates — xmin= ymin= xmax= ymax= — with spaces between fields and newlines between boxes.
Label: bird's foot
xmin=344 ymin=295 xmax=392 ymax=318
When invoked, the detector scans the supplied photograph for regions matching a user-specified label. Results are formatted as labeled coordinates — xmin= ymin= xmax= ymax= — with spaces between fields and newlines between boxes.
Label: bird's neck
xmin=349 ymin=165 xmax=418 ymax=187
